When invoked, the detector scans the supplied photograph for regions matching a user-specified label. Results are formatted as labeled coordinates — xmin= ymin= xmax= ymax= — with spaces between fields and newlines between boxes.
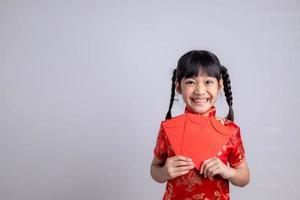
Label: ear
xmin=218 ymin=79 xmax=224 ymax=94
xmin=175 ymin=81 xmax=182 ymax=94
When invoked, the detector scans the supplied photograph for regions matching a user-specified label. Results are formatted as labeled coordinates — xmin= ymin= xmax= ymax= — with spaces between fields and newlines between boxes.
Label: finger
xmin=173 ymin=160 xmax=194 ymax=167
xmin=166 ymin=156 xmax=188 ymax=165
xmin=199 ymin=163 xmax=204 ymax=174
xmin=210 ymin=168 xmax=221 ymax=178
xmin=207 ymin=164 xmax=220 ymax=178
xmin=165 ymin=165 xmax=188 ymax=179
xmin=173 ymin=170 xmax=190 ymax=178
xmin=204 ymin=162 xmax=218 ymax=178
xmin=206 ymin=158 xmax=225 ymax=177
xmin=204 ymin=161 xmax=218 ymax=178
xmin=176 ymin=155 xmax=193 ymax=162
xmin=173 ymin=165 xmax=195 ymax=173
xmin=201 ymin=158 xmax=216 ymax=175
xmin=200 ymin=158 xmax=215 ymax=174
xmin=172 ymin=156 xmax=194 ymax=166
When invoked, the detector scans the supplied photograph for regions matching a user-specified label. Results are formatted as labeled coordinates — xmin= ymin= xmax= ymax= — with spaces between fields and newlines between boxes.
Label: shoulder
xmin=215 ymin=117 xmax=240 ymax=134
xmin=215 ymin=117 xmax=239 ymax=127
xmin=215 ymin=117 xmax=245 ymax=148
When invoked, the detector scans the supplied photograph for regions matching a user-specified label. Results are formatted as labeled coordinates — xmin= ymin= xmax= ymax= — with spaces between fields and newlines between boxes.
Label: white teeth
xmin=193 ymin=98 xmax=208 ymax=103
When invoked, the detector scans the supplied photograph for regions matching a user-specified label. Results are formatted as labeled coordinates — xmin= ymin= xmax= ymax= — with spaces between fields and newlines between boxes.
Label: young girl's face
xmin=176 ymin=74 xmax=223 ymax=115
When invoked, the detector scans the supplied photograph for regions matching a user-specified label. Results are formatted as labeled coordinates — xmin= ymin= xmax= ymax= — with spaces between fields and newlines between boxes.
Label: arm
xmin=228 ymin=160 xmax=250 ymax=187
xmin=223 ymin=125 xmax=249 ymax=187
xmin=150 ymin=157 xmax=168 ymax=183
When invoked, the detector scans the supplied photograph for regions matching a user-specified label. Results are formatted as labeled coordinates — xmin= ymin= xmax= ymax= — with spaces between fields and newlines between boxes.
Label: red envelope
xmin=162 ymin=113 xmax=235 ymax=170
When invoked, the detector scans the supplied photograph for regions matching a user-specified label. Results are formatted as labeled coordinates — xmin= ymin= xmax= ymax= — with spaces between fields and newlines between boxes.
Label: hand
xmin=163 ymin=155 xmax=195 ymax=180
xmin=199 ymin=157 xmax=235 ymax=179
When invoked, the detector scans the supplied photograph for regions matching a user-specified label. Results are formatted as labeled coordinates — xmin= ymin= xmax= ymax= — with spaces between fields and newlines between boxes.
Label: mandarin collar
xmin=184 ymin=106 xmax=216 ymax=117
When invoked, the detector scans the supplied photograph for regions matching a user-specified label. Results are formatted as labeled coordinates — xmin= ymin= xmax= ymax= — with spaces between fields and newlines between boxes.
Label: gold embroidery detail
xmin=216 ymin=117 xmax=225 ymax=125
xmin=192 ymin=193 xmax=205 ymax=199
xmin=214 ymin=191 xmax=221 ymax=200
xmin=174 ymin=170 xmax=203 ymax=193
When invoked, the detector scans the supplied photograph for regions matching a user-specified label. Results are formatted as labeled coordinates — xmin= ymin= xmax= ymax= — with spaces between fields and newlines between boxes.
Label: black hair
xmin=165 ymin=50 xmax=234 ymax=121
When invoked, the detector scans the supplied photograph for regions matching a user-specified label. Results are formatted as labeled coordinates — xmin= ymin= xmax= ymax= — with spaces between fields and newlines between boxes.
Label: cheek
xmin=184 ymin=87 xmax=194 ymax=95
xmin=181 ymin=90 xmax=192 ymax=102
xmin=181 ymin=91 xmax=189 ymax=100
xmin=210 ymin=89 xmax=219 ymax=99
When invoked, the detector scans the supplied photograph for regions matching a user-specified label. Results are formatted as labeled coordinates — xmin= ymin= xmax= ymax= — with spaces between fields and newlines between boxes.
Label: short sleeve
xmin=228 ymin=128 xmax=246 ymax=168
xmin=153 ymin=124 xmax=168 ymax=161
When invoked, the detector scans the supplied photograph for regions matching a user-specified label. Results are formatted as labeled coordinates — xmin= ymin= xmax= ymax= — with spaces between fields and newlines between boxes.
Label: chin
xmin=191 ymin=107 xmax=210 ymax=114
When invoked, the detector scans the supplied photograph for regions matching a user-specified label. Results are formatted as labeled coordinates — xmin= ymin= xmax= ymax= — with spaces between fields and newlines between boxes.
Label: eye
xmin=185 ymin=80 xmax=196 ymax=85
xmin=206 ymin=80 xmax=214 ymax=84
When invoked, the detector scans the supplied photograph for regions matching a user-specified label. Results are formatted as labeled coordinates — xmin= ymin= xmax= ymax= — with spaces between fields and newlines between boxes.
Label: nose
xmin=194 ymin=83 xmax=205 ymax=95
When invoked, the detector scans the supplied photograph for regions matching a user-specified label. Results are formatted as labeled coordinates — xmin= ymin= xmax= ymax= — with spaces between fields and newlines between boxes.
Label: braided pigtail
xmin=165 ymin=69 xmax=177 ymax=120
xmin=221 ymin=66 xmax=234 ymax=121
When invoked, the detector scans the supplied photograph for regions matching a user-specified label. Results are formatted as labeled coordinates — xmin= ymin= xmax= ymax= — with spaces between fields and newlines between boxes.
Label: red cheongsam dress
xmin=153 ymin=107 xmax=246 ymax=200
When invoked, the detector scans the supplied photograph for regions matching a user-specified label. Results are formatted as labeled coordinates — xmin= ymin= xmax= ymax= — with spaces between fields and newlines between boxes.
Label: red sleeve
xmin=228 ymin=127 xmax=246 ymax=168
xmin=153 ymin=124 xmax=168 ymax=161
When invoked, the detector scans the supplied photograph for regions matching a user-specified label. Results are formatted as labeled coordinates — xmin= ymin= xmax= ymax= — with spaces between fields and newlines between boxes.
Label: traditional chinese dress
xmin=153 ymin=107 xmax=246 ymax=200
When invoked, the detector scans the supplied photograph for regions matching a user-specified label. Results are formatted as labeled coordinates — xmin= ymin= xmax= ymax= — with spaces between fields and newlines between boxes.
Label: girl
xmin=151 ymin=50 xmax=250 ymax=200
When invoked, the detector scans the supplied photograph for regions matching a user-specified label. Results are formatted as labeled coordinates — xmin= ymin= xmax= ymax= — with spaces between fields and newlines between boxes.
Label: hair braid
xmin=221 ymin=66 xmax=234 ymax=121
xmin=165 ymin=69 xmax=177 ymax=120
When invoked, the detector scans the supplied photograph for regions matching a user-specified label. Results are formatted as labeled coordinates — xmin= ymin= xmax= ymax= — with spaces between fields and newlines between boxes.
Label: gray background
xmin=1 ymin=0 xmax=300 ymax=199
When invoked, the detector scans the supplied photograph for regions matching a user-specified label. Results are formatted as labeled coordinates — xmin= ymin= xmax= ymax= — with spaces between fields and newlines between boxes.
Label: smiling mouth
xmin=192 ymin=98 xmax=209 ymax=105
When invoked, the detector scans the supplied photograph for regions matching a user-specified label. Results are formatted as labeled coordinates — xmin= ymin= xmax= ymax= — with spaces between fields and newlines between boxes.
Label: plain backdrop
xmin=1 ymin=0 xmax=300 ymax=199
